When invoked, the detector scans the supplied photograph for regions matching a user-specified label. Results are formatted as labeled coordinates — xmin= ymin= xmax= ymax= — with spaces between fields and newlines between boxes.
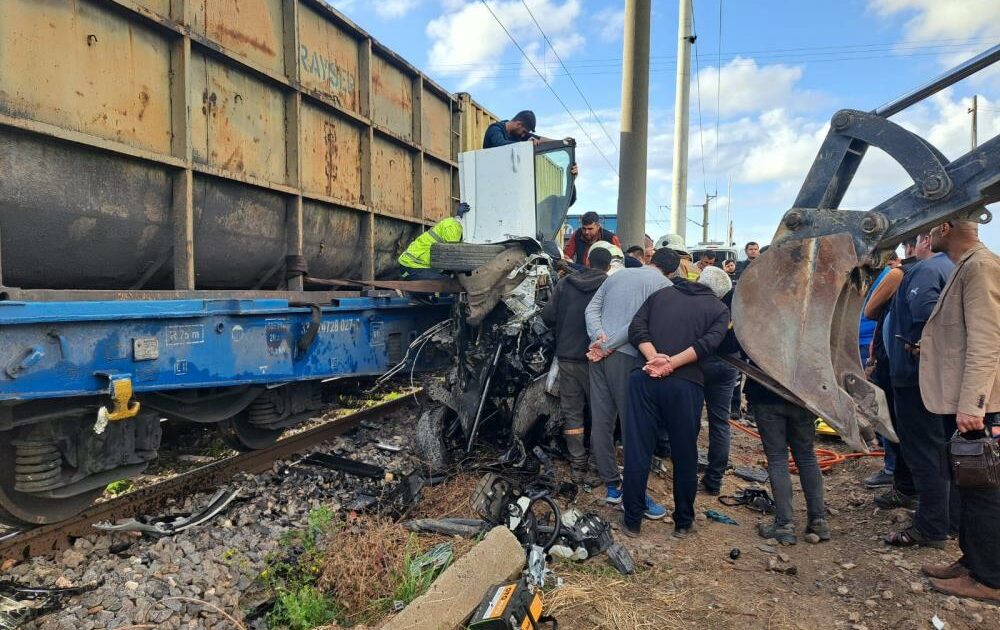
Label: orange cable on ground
xmin=728 ymin=419 xmax=884 ymax=473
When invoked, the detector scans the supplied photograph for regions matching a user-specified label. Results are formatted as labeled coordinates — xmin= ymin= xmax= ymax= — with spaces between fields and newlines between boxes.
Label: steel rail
xmin=0 ymin=392 xmax=422 ymax=565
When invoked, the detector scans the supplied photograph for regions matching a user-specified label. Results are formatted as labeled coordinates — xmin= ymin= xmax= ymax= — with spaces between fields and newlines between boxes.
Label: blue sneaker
xmin=605 ymin=485 xmax=623 ymax=505
xmin=643 ymin=496 xmax=668 ymax=520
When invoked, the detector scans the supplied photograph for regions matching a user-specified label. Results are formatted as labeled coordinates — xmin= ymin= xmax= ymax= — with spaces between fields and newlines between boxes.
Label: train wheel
xmin=0 ymin=435 xmax=102 ymax=527
xmin=218 ymin=413 xmax=283 ymax=451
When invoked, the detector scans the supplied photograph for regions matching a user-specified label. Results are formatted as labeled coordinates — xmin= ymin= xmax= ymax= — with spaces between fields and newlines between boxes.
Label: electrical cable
xmin=518 ymin=0 xmax=620 ymax=155
xmin=728 ymin=419 xmax=884 ymax=473
xmin=477 ymin=0 xmax=620 ymax=176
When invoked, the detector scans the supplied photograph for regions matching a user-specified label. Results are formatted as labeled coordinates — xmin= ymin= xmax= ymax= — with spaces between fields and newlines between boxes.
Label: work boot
xmin=806 ymin=518 xmax=832 ymax=541
xmin=874 ymin=487 xmax=918 ymax=510
xmin=863 ymin=469 xmax=894 ymax=488
xmin=922 ymin=560 xmax=970 ymax=580
xmin=571 ymin=464 xmax=601 ymax=488
xmin=929 ymin=575 xmax=1000 ymax=604
xmin=758 ymin=521 xmax=796 ymax=545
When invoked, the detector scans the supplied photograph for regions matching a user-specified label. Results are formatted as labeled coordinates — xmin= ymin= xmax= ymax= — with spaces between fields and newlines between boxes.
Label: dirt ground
xmin=414 ymin=422 xmax=997 ymax=630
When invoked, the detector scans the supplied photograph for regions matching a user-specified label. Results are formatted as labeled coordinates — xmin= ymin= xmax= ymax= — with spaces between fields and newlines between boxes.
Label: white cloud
xmin=375 ymin=0 xmax=422 ymax=19
xmin=869 ymin=0 xmax=1000 ymax=41
xmin=426 ymin=0 xmax=583 ymax=89
xmin=694 ymin=57 xmax=824 ymax=118
xmin=594 ymin=7 xmax=625 ymax=43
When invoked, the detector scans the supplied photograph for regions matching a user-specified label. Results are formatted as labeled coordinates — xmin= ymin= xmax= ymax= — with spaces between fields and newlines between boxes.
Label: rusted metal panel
xmin=301 ymin=201 xmax=364 ymax=280
xmin=298 ymin=3 xmax=361 ymax=114
xmin=422 ymin=88 xmax=452 ymax=159
xmin=132 ymin=0 xmax=171 ymax=17
xmin=0 ymin=129 xmax=173 ymax=290
xmin=371 ymin=54 xmax=413 ymax=141
xmin=374 ymin=216 xmax=421 ymax=277
xmin=370 ymin=137 xmax=414 ymax=215
xmin=300 ymin=104 xmax=362 ymax=203
xmin=422 ymin=160 xmax=452 ymax=222
xmin=188 ymin=0 xmax=285 ymax=74
xmin=192 ymin=176 xmax=287 ymax=289
xmin=0 ymin=0 xmax=172 ymax=154
xmin=457 ymin=93 xmax=499 ymax=152
xmin=190 ymin=53 xmax=288 ymax=183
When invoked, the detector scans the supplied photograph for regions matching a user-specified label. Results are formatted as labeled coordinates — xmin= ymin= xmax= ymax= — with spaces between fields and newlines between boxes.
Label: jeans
xmin=557 ymin=360 xmax=589 ymax=466
xmin=872 ymin=357 xmax=914 ymax=493
xmin=892 ymin=386 xmax=959 ymax=539
xmin=755 ymin=402 xmax=827 ymax=526
xmin=624 ymin=372 xmax=704 ymax=530
xmin=589 ymin=352 xmax=642 ymax=485
xmin=701 ymin=356 xmax=740 ymax=491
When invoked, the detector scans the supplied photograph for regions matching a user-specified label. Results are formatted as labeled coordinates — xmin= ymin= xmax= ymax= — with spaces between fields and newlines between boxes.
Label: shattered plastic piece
xmin=376 ymin=442 xmax=403 ymax=453
xmin=704 ymin=509 xmax=738 ymax=525
xmin=402 ymin=518 xmax=488 ymax=538
xmin=607 ymin=543 xmax=636 ymax=575
xmin=93 ymin=488 xmax=240 ymax=537
xmin=932 ymin=615 xmax=946 ymax=630
xmin=729 ymin=548 xmax=741 ymax=560
xmin=0 ymin=580 xmax=99 ymax=628
xmin=719 ymin=487 xmax=776 ymax=514
xmin=548 ymin=544 xmax=588 ymax=561
xmin=525 ymin=545 xmax=559 ymax=589
xmin=409 ymin=543 xmax=453 ymax=578
xmin=732 ymin=467 xmax=769 ymax=484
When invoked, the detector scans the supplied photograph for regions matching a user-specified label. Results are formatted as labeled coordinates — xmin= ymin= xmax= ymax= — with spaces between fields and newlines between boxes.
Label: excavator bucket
xmin=730 ymin=45 xmax=1000 ymax=452
xmin=732 ymin=231 xmax=892 ymax=452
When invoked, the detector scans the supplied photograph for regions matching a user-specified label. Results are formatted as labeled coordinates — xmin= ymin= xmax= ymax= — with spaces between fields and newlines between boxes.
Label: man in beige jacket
xmin=919 ymin=219 xmax=1000 ymax=602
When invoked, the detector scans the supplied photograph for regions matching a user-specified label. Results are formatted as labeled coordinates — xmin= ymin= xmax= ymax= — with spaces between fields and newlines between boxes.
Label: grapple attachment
xmin=730 ymin=45 xmax=1000 ymax=451
xmin=733 ymin=231 xmax=891 ymax=451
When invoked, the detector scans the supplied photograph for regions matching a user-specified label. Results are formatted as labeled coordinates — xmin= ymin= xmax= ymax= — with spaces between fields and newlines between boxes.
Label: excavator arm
xmin=732 ymin=45 xmax=1000 ymax=452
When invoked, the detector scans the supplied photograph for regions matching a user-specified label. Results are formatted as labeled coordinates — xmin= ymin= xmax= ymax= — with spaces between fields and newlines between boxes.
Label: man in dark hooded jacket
xmin=542 ymin=248 xmax=612 ymax=483
xmin=622 ymin=273 xmax=730 ymax=538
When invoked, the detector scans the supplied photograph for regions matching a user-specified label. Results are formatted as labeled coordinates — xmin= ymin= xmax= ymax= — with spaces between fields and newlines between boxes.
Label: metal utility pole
xmin=699 ymin=194 xmax=716 ymax=244
xmin=970 ymin=94 xmax=978 ymax=149
xmin=615 ymin=0 xmax=651 ymax=250
xmin=670 ymin=0 xmax=694 ymax=242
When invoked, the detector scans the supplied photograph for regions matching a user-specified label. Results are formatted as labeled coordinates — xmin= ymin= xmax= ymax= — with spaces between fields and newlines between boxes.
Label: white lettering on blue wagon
xmin=166 ymin=325 xmax=205 ymax=346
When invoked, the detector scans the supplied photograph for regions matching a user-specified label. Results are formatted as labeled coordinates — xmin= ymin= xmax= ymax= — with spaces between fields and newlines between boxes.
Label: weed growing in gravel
xmin=105 ymin=479 xmax=134 ymax=496
xmin=262 ymin=507 xmax=340 ymax=630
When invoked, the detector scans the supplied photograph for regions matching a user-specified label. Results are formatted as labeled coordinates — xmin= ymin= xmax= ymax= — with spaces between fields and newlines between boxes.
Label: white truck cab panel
xmin=458 ymin=141 xmax=575 ymax=245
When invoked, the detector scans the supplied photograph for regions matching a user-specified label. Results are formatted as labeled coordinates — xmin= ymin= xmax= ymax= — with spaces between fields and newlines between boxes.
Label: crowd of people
xmin=547 ymin=218 xmax=1000 ymax=603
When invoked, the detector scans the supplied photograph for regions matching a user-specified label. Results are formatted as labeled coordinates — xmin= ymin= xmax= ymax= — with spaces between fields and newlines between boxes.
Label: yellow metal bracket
xmin=97 ymin=374 xmax=141 ymax=425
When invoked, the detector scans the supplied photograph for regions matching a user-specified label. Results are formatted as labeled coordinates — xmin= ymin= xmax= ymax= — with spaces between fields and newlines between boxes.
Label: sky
xmin=325 ymin=0 xmax=1000 ymax=251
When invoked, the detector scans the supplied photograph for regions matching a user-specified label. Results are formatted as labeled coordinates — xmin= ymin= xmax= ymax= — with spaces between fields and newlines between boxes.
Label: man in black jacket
xmin=622 ymin=256 xmax=730 ymax=538
xmin=542 ymin=248 xmax=612 ymax=483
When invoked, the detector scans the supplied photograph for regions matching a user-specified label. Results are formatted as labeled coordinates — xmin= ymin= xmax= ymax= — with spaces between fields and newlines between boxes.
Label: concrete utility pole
xmin=670 ymin=0 xmax=694 ymax=242
xmin=970 ymin=94 xmax=978 ymax=149
xmin=700 ymin=194 xmax=716 ymax=244
xmin=616 ymin=0 xmax=651 ymax=250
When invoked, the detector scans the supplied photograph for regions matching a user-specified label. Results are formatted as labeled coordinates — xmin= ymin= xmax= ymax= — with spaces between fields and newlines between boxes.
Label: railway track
xmin=0 ymin=392 xmax=422 ymax=566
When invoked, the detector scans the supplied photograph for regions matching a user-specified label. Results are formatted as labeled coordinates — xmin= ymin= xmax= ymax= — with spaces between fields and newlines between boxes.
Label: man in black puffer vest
xmin=542 ymin=248 xmax=612 ymax=484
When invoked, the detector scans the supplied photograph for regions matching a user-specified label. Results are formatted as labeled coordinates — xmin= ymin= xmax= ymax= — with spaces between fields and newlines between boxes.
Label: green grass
xmin=266 ymin=585 xmax=340 ymax=630
xmin=104 ymin=479 xmax=133 ymax=496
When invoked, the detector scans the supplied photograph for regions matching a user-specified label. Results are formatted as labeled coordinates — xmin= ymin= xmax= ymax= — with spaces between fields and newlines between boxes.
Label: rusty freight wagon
xmin=0 ymin=0 xmax=499 ymax=526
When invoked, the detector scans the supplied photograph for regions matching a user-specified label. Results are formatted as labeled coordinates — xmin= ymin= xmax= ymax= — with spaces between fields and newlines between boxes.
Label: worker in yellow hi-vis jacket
xmin=398 ymin=210 xmax=465 ymax=280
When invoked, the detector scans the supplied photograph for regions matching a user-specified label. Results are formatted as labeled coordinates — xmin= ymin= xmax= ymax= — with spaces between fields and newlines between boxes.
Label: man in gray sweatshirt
xmin=585 ymin=248 xmax=679 ymax=510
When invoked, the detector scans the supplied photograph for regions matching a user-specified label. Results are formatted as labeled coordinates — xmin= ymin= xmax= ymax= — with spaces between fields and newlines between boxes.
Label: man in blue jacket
xmin=884 ymin=246 xmax=956 ymax=548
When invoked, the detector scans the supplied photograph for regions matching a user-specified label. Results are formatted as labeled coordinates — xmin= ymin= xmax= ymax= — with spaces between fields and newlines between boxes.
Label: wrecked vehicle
xmin=395 ymin=140 xmax=579 ymax=469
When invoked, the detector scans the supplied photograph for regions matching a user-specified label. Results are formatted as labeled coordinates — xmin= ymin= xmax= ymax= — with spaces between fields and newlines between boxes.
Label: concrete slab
xmin=383 ymin=526 xmax=525 ymax=630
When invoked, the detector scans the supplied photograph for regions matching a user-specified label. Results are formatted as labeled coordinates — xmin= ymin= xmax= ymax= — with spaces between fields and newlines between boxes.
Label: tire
xmin=430 ymin=242 xmax=507 ymax=272
xmin=414 ymin=404 xmax=451 ymax=470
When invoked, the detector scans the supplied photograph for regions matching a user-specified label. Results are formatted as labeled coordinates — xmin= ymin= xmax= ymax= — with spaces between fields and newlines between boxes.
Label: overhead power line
xmin=477 ymin=0 xmax=620 ymax=176
xmin=518 ymin=0 xmax=620 ymax=155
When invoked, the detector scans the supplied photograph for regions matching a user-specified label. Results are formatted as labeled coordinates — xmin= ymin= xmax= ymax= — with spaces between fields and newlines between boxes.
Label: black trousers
xmin=956 ymin=412 xmax=1000 ymax=588
xmin=892 ymin=386 xmax=959 ymax=539
xmin=624 ymin=372 xmax=703 ymax=530
xmin=879 ymin=376 xmax=916 ymax=496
